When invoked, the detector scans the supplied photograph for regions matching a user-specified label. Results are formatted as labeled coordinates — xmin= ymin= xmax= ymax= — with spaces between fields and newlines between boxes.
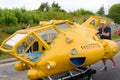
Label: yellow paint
xmin=0 ymin=16 xmax=119 ymax=80
xmin=81 ymin=16 xmax=101 ymax=28
xmin=14 ymin=61 xmax=30 ymax=71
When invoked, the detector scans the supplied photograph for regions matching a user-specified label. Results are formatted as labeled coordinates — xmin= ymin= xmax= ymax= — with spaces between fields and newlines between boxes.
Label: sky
xmin=0 ymin=0 xmax=120 ymax=14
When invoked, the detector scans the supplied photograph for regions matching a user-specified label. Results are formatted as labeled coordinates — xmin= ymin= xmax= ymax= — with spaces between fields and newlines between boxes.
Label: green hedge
xmin=2 ymin=26 xmax=22 ymax=34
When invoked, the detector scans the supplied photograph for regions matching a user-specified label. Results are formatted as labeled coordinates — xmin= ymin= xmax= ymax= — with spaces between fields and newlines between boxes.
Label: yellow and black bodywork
xmin=0 ymin=16 xmax=119 ymax=80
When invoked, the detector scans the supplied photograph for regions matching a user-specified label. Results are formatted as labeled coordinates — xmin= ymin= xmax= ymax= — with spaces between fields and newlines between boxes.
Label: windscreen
xmin=37 ymin=28 xmax=58 ymax=43
xmin=4 ymin=33 xmax=27 ymax=50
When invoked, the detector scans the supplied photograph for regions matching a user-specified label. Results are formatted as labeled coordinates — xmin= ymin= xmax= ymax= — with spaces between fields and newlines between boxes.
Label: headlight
xmin=70 ymin=48 xmax=78 ymax=55
xmin=46 ymin=61 xmax=56 ymax=69
xmin=47 ymin=63 xmax=51 ymax=69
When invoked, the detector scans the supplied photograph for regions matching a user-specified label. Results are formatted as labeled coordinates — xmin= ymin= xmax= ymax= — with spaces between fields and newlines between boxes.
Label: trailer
xmin=40 ymin=67 xmax=96 ymax=80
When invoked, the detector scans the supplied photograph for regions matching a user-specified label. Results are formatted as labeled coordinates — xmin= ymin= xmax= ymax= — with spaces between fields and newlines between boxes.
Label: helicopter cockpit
xmin=0 ymin=20 xmax=74 ymax=65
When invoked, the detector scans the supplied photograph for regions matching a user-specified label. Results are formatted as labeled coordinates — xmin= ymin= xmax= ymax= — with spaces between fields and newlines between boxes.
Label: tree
xmin=51 ymin=1 xmax=60 ymax=8
xmin=97 ymin=6 xmax=105 ymax=16
xmin=38 ymin=2 xmax=50 ymax=12
xmin=50 ymin=1 xmax=66 ymax=12
xmin=108 ymin=3 xmax=120 ymax=24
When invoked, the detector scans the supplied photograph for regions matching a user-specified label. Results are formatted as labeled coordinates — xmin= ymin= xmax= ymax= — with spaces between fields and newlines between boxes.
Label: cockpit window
xmin=27 ymin=35 xmax=34 ymax=43
xmin=17 ymin=41 xmax=28 ymax=54
xmin=17 ymin=41 xmax=43 ymax=62
xmin=37 ymin=28 xmax=58 ymax=44
xmin=56 ymin=23 xmax=69 ymax=30
xmin=90 ymin=20 xmax=95 ymax=26
xmin=4 ymin=33 xmax=27 ymax=50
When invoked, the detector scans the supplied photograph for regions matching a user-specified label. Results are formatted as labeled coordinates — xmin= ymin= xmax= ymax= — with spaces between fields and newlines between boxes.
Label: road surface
xmin=0 ymin=62 xmax=29 ymax=80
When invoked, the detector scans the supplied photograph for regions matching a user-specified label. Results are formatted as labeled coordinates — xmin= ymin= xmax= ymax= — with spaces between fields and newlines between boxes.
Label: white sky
xmin=0 ymin=0 xmax=120 ymax=14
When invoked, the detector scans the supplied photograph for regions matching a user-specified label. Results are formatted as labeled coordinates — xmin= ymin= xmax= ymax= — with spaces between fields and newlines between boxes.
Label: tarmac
xmin=0 ymin=58 xmax=17 ymax=64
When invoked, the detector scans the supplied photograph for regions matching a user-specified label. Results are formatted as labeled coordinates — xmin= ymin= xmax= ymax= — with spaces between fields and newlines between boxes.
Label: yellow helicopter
xmin=0 ymin=16 xmax=119 ymax=80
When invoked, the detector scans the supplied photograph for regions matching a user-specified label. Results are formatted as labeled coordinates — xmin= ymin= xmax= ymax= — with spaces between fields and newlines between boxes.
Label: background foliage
xmin=108 ymin=3 xmax=120 ymax=24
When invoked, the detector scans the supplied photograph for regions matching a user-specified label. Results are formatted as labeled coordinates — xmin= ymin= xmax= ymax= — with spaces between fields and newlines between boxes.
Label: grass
xmin=0 ymin=26 xmax=12 ymax=60
xmin=0 ymin=51 xmax=12 ymax=60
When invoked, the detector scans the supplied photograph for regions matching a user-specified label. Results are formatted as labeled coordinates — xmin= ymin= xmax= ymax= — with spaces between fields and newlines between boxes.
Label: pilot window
xmin=4 ymin=33 xmax=27 ymax=50
xmin=37 ymin=28 xmax=58 ymax=44
xmin=90 ymin=20 xmax=95 ymax=25
xmin=16 ymin=35 xmax=45 ymax=62
xmin=27 ymin=35 xmax=34 ymax=43
xmin=56 ymin=23 xmax=69 ymax=30
xmin=17 ymin=41 xmax=29 ymax=54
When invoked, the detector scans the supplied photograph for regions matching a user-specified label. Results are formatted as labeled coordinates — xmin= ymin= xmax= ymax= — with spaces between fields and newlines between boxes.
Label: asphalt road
xmin=0 ymin=41 xmax=120 ymax=80
xmin=0 ymin=62 xmax=29 ymax=80
xmin=92 ymin=51 xmax=120 ymax=80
